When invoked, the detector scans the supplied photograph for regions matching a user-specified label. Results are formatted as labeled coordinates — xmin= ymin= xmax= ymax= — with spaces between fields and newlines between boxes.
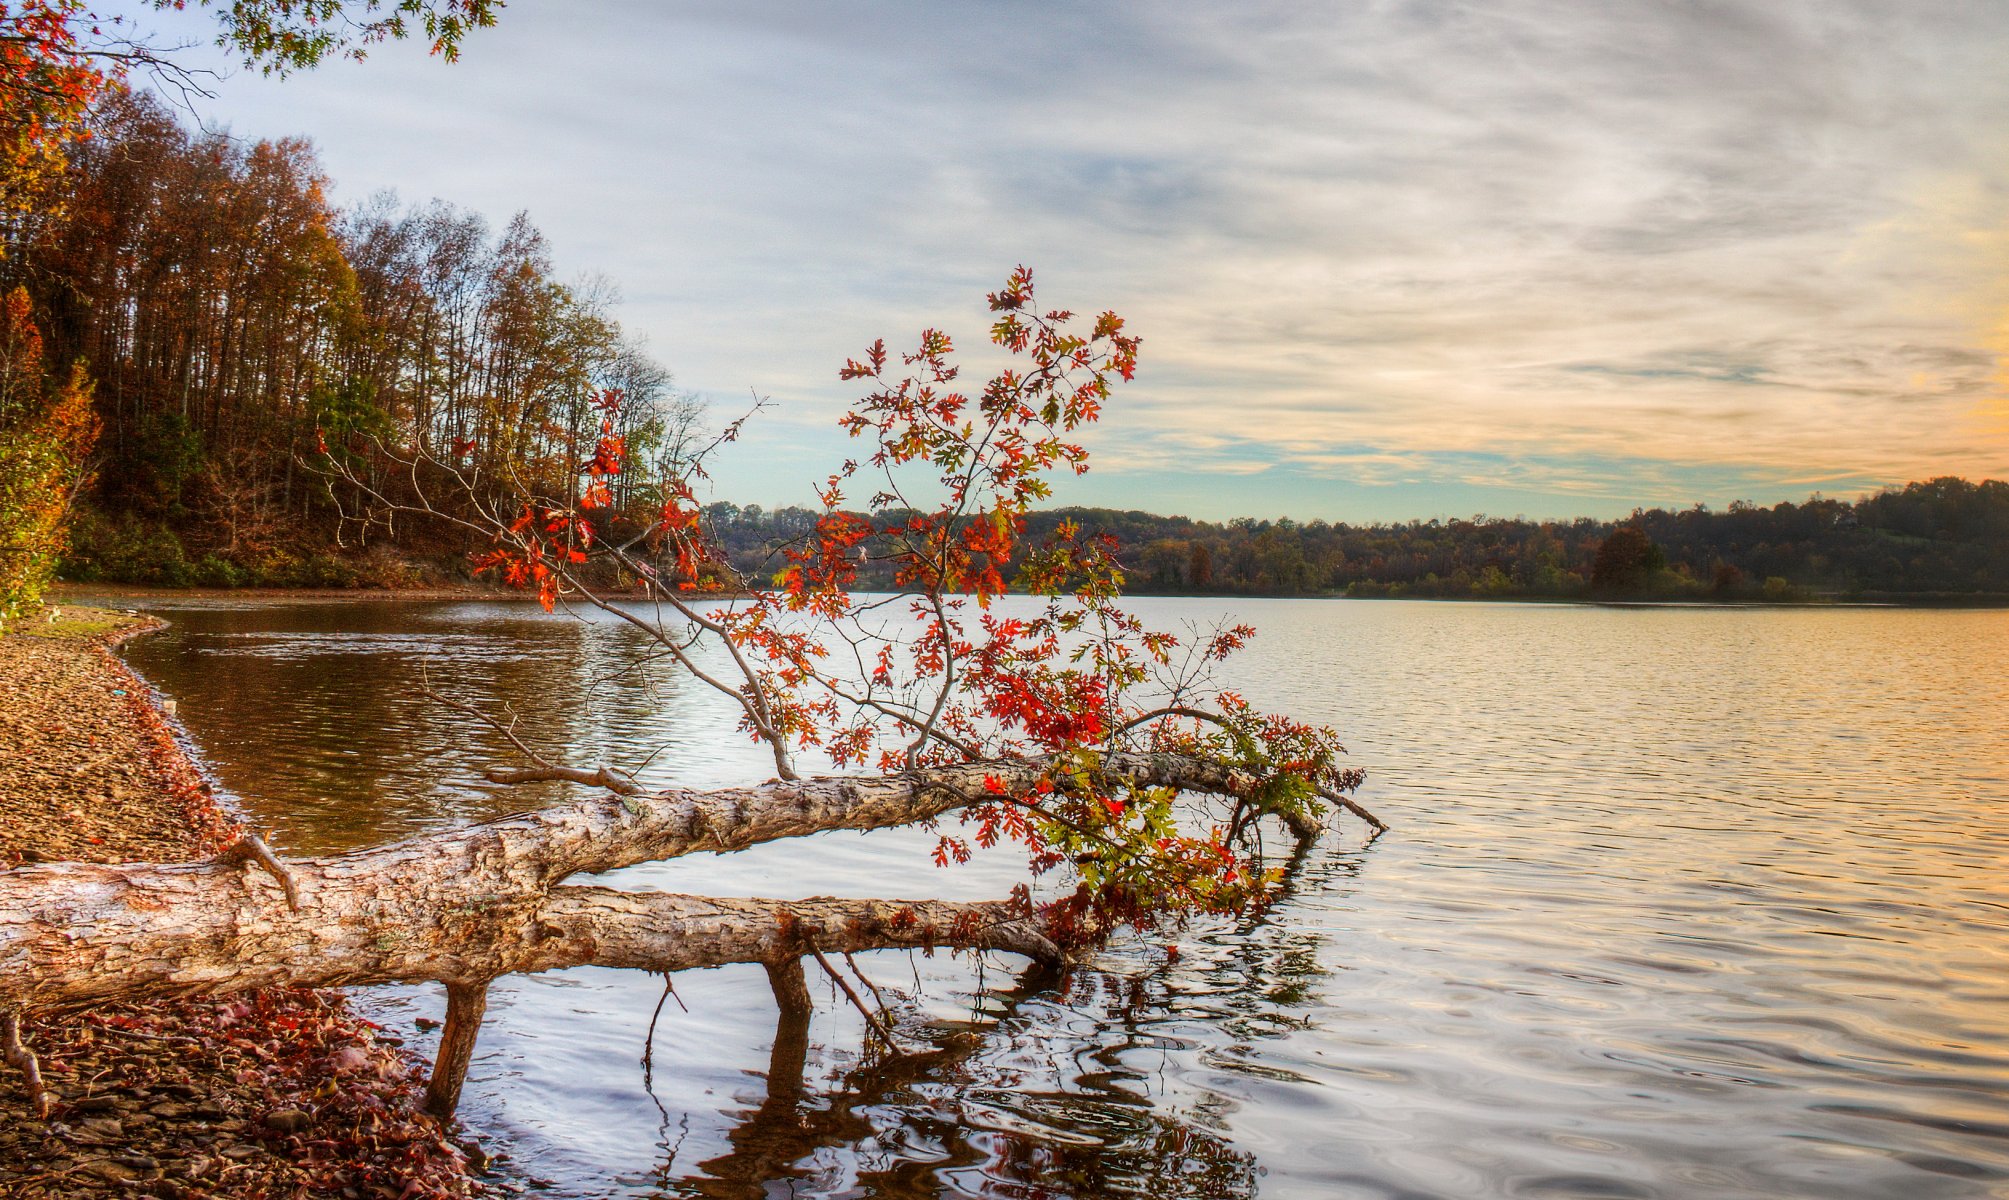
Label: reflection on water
xmin=665 ymin=966 xmax=1262 ymax=1200
xmin=109 ymin=597 xmax=2009 ymax=1199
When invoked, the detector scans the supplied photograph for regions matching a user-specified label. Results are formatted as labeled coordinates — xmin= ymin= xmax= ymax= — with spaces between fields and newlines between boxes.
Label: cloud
xmin=108 ymin=0 xmax=2009 ymax=517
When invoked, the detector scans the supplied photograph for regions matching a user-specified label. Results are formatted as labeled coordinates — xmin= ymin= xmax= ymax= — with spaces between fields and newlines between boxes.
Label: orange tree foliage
xmin=1 ymin=0 xmax=497 ymax=228
xmin=0 ymin=286 xmax=97 ymax=618
xmin=325 ymin=269 xmax=1371 ymax=945
xmin=0 ymin=0 xmax=116 ymax=223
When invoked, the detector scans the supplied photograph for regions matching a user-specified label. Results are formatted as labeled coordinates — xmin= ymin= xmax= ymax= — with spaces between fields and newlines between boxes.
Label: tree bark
xmin=0 ymin=753 xmax=1255 ymax=1015
xmin=0 ymin=751 xmax=1368 ymax=1116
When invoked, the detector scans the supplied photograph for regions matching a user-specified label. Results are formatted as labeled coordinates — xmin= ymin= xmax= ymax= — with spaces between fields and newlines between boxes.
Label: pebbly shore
xmin=0 ymin=607 xmax=491 ymax=1199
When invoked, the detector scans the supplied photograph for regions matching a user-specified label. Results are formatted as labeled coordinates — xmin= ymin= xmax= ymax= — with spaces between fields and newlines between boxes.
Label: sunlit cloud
xmin=105 ymin=0 xmax=2009 ymax=519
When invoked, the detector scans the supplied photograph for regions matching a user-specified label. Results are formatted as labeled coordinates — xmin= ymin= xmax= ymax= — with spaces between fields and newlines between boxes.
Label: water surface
xmin=111 ymin=598 xmax=2009 ymax=1199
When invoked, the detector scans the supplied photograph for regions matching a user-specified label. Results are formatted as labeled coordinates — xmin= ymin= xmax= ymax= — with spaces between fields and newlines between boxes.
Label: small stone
xmin=83 ymin=1158 xmax=141 ymax=1182
xmin=71 ymin=1095 xmax=120 ymax=1114
xmin=263 ymin=1108 xmax=312 ymax=1134
xmin=219 ymin=1144 xmax=261 ymax=1160
xmin=73 ymin=1117 xmax=124 ymax=1141
xmin=113 ymin=1153 xmax=160 ymax=1175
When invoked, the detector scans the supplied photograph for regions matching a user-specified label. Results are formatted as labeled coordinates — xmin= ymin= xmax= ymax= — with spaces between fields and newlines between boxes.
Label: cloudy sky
xmin=112 ymin=0 xmax=2009 ymax=521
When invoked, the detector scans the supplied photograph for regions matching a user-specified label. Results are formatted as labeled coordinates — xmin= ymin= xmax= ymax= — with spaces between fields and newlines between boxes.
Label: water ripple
xmin=100 ymin=596 xmax=2009 ymax=1199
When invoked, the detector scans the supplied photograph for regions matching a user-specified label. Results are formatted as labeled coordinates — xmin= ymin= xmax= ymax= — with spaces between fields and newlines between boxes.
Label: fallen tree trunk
xmin=1 ymin=753 xmax=1238 ymax=1009
xmin=2 ymin=751 xmax=1370 ymax=1116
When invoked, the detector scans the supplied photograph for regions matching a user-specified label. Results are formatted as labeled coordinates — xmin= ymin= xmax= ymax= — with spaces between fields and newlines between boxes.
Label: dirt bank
xmin=0 ymin=608 xmax=493 ymax=1199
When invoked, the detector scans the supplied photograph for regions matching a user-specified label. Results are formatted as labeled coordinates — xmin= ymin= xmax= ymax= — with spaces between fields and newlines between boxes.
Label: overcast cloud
xmin=114 ymin=0 xmax=2009 ymax=519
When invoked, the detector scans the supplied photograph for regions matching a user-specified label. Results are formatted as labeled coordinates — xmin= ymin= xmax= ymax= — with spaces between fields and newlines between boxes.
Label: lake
xmin=106 ymin=596 xmax=2009 ymax=1199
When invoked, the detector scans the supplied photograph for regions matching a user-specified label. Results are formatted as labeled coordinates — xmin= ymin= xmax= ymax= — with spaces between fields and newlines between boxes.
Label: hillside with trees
xmin=2 ymin=92 xmax=698 ymax=594
xmin=1056 ymin=477 xmax=2009 ymax=602
xmin=695 ymin=477 xmax=2009 ymax=604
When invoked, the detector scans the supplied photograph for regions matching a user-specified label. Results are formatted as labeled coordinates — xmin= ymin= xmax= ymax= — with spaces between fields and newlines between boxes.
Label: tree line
xmin=695 ymin=476 xmax=2009 ymax=603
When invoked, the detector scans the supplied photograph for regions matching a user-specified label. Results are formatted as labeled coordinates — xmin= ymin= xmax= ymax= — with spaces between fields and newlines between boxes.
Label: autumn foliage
xmin=0 ymin=0 xmax=118 ymax=223
xmin=336 ymin=269 xmax=1369 ymax=945
xmin=0 ymin=285 xmax=97 ymax=620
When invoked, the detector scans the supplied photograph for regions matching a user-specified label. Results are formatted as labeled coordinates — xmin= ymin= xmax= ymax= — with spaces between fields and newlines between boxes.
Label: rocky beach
xmin=0 ymin=608 xmax=488 ymax=1199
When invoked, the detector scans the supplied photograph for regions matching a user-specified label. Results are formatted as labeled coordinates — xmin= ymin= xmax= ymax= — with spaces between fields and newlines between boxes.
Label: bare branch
xmin=211 ymin=830 xmax=300 ymax=912
xmin=484 ymin=764 xmax=640 ymax=795
xmin=2 ymin=1009 xmax=49 ymax=1119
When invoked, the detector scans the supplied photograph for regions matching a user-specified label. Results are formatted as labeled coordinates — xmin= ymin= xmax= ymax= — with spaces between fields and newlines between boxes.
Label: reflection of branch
xmin=484 ymin=764 xmax=640 ymax=796
xmin=806 ymin=943 xmax=900 ymax=1049
xmin=421 ymin=665 xmax=553 ymax=765
xmin=420 ymin=667 xmax=644 ymax=795
xmin=1319 ymin=785 xmax=1386 ymax=834
xmin=680 ymin=950 xmax=1262 ymax=1200
xmin=683 ymin=961 xmax=1056 ymax=1199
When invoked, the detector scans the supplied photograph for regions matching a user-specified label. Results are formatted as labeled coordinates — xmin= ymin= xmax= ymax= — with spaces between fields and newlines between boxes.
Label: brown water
xmin=108 ymin=597 xmax=2009 ymax=1199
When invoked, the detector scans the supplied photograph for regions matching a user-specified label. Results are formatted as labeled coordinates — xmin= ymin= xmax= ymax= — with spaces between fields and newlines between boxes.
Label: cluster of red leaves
xmin=469 ymin=505 xmax=574 ymax=612
xmin=462 ymin=386 xmax=726 ymax=609
xmin=29 ymin=990 xmax=484 ymax=1199
xmin=465 ymin=391 xmax=629 ymax=611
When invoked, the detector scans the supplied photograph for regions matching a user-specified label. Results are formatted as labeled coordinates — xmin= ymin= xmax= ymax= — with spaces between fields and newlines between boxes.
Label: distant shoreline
xmin=52 ymin=581 xmax=2009 ymax=609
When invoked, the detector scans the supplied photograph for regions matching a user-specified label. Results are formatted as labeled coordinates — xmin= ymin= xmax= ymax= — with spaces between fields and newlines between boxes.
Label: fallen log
xmin=1 ymin=751 xmax=1372 ymax=1116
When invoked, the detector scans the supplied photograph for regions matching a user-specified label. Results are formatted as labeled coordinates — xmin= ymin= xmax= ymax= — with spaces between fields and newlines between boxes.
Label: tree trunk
xmin=0 ymin=752 xmax=1355 ymax=1116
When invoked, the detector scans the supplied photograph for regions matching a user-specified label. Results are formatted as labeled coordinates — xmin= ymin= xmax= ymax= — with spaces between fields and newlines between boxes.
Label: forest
xmin=1 ymin=91 xmax=697 ymax=601
xmin=2 ymin=95 xmax=2004 ymax=607
xmin=1010 ymin=479 xmax=2009 ymax=601
xmin=634 ymin=480 xmax=2009 ymax=604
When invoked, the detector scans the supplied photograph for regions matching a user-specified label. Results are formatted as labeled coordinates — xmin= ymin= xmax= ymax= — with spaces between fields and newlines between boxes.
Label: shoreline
xmin=53 ymin=580 xmax=2009 ymax=610
xmin=50 ymin=582 xmax=528 ymax=604
xmin=0 ymin=608 xmax=490 ymax=1198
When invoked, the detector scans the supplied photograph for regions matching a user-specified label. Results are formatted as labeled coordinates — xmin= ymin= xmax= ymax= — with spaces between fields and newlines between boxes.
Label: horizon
xmin=713 ymin=472 xmax=2002 ymax=530
xmin=93 ymin=1 xmax=2009 ymax=523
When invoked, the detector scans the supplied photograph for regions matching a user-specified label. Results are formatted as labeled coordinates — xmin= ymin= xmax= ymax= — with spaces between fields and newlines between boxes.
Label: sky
xmin=104 ymin=0 xmax=2009 ymax=522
